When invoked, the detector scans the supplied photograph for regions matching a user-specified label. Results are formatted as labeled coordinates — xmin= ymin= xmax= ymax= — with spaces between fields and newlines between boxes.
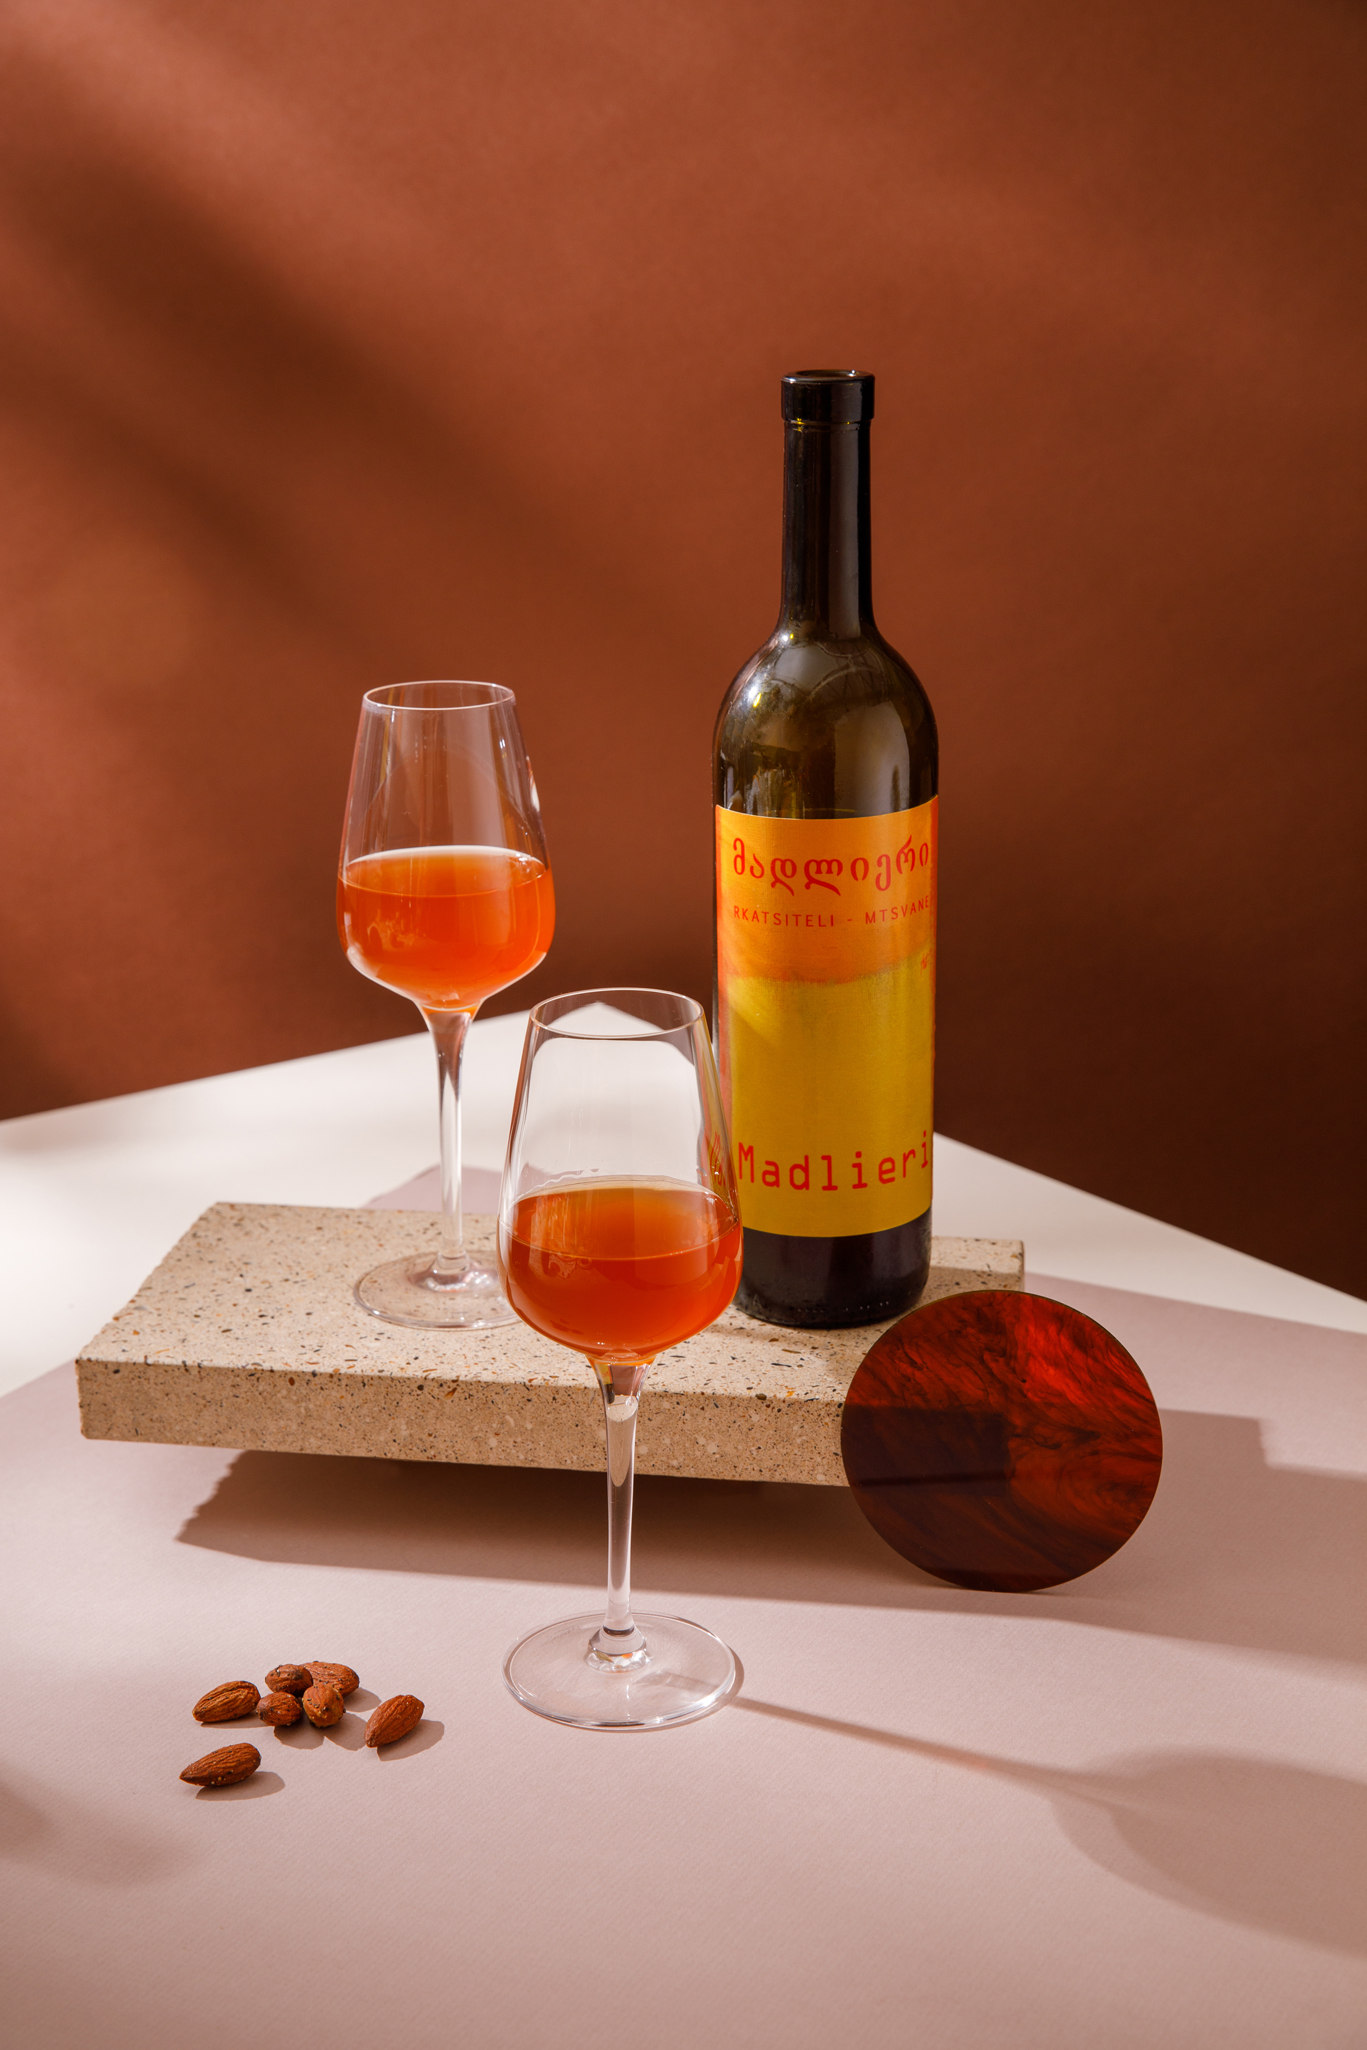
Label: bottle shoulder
xmin=713 ymin=629 xmax=937 ymax=818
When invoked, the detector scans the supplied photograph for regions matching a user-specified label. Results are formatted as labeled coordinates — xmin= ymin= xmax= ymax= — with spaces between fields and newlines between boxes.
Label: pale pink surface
xmin=1 ymin=1280 xmax=1363 ymax=2049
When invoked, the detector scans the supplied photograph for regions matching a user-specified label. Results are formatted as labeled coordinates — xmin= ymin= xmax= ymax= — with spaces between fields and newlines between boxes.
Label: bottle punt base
xmin=734 ymin=1211 xmax=932 ymax=1329
xmin=353 ymin=1254 xmax=517 ymax=1330
xmin=503 ymin=1613 xmax=737 ymax=1730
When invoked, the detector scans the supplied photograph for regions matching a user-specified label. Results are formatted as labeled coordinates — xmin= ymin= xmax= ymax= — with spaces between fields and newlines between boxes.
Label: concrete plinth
xmin=77 ymin=1203 xmax=1024 ymax=1485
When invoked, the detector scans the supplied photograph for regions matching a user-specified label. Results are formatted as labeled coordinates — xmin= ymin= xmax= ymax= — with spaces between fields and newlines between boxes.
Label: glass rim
xmin=528 ymin=988 xmax=704 ymax=1041
xmin=362 ymin=679 xmax=516 ymax=713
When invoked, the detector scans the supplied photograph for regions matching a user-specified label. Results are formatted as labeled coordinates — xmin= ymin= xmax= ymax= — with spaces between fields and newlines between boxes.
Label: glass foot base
xmin=503 ymin=1613 xmax=737 ymax=1730
xmin=353 ymin=1254 xmax=516 ymax=1330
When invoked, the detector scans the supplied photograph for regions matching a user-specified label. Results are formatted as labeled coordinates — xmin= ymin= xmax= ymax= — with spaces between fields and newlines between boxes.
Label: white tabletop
xmin=1 ymin=1022 xmax=1364 ymax=2048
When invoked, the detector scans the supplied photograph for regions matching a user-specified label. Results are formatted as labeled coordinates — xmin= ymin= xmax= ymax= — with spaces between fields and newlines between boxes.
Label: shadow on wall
xmin=0 ymin=11 xmax=723 ymax=1114
xmin=0 ymin=0 xmax=1364 ymax=1292
xmin=177 ymin=1407 xmax=1367 ymax=1673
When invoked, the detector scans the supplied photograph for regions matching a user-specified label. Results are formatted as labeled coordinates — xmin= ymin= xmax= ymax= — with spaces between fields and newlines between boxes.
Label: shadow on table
xmin=178 ymin=1407 xmax=1366 ymax=1670
xmin=270 ymin=1712 xmax=443 ymax=1758
xmin=734 ymin=1698 xmax=1367 ymax=1955
xmin=0 ymin=1773 xmax=194 ymax=1885
xmin=197 ymin=1769 xmax=285 ymax=1799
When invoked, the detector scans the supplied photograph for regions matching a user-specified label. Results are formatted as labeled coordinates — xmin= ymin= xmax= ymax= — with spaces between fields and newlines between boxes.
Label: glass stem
xmin=593 ymin=1371 xmax=648 ymax=1662
xmin=424 ymin=1007 xmax=472 ymax=1278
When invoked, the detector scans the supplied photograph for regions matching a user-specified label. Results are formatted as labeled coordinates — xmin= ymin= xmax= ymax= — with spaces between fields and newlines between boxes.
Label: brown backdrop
xmin=0 ymin=0 xmax=1363 ymax=1293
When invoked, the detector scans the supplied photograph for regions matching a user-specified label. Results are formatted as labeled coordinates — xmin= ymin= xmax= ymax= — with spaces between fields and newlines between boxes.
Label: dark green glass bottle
xmin=712 ymin=370 xmax=939 ymax=1327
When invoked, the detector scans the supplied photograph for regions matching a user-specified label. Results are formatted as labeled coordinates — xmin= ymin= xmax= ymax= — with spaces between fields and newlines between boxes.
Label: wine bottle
xmin=712 ymin=370 xmax=939 ymax=1327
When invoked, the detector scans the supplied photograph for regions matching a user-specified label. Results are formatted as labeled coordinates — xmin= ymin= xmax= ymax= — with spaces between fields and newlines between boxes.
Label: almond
xmin=192 ymin=1681 xmax=261 ymax=1724
xmin=264 ymin=1664 xmax=312 ymax=1696
xmin=306 ymin=1661 xmax=359 ymax=1697
xmin=180 ymin=1743 xmax=260 ymax=1787
xmin=365 ymin=1695 xmax=424 ymax=1748
xmin=258 ymin=1690 xmax=304 ymax=1727
xmin=301 ymin=1681 xmax=345 ymax=1727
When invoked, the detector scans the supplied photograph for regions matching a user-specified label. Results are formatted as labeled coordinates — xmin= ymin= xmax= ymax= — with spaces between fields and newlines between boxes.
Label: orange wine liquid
xmin=500 ymin=1181 xmax=743 ymax=1363
xmin=337 ymin=846 xmax=555 ymax=1010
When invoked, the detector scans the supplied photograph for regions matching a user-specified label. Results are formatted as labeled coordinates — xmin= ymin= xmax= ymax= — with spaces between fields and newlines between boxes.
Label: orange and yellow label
xmin=715 ymin=799 xmax=936 ymax=1237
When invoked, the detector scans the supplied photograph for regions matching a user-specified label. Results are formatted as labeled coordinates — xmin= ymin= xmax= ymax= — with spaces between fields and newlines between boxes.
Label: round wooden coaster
xmin=841 ymin=1290 xmax=1162 ymax=1592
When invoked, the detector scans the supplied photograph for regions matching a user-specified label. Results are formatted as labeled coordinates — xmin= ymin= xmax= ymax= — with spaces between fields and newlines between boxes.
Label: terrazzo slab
xmin=76 ymin=1203 xmax=1024 ymax=1485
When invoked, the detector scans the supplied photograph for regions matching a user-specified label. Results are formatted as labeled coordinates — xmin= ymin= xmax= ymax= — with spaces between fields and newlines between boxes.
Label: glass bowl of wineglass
xmin=337 ymin=680 xmax=553 ymax=1328
xmin=498 ymin=989 xmax=743 ymax=1729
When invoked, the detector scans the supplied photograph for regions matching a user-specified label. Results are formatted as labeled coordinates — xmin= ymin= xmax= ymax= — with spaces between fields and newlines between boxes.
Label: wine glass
xmin=337 ymin=680 xmax=553 ymax=1328
xmin=498 ymin=989 xmax=743 ymax=1729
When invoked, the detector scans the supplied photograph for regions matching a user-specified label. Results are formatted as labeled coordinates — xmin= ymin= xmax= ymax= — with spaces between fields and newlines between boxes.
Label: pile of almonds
xmin=180 ymin=1660 xmax=425 ymax=1789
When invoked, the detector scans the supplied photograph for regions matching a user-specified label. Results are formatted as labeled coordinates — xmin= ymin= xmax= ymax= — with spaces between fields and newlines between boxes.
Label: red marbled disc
xmin=841 ymin=1290 xmax=1162 ymax=1592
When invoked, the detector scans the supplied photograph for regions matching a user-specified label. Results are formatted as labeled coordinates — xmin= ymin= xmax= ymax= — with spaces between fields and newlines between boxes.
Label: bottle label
xmin=715 ymin=798 xmax=936 ymax=1238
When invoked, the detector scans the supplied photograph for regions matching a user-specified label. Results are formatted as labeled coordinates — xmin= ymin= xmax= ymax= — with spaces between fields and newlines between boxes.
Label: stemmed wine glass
xmin=497 ymin=989 xmax=744 ymax=1729
xmin=337 ymin=680 xmax=553 ymax=1328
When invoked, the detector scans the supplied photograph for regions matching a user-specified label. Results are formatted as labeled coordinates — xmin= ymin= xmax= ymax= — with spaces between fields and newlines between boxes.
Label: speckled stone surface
xmin=76 ymin=1204 xmax=1024 ymax=1485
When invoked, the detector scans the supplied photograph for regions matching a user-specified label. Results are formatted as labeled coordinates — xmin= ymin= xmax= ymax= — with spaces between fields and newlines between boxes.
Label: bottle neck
xmin=778 ymin=420 xmax=874 ymax=640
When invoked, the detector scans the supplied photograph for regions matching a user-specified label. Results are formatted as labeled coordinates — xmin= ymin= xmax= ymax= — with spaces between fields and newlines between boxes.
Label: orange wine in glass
xmin=338 ymin=847 xmax=553 ymax=1014
xmin=338 ymin=681 xmax=553 ymax=1328
xmin=502 ymin=1181 xmax=741 ymax=1359
xmin=498 ymin=989 xmax=743 ymax=1729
